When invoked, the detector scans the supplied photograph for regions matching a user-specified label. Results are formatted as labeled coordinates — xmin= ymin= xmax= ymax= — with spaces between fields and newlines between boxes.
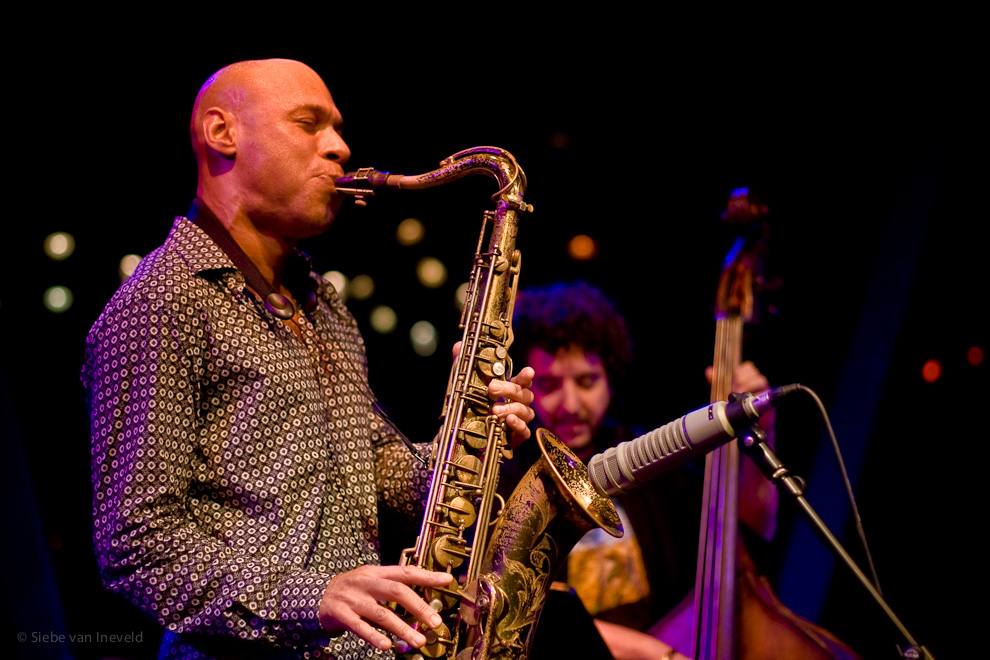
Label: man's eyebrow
xmin=293 ymin=104 xmax=341 ymax=121
xmin=289 ymin=103 xmax=324 ymax=117
xmin=290 ymin=104 xmax=344 ymax=132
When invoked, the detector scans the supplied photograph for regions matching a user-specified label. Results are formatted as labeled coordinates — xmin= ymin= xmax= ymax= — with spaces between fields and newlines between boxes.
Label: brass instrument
xmin=335 ymin=147 xmax=622 ymax=660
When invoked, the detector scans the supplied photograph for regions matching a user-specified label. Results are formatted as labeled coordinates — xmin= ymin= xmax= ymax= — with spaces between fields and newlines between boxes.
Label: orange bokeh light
xmin=567 ymin=234 xmax=598 ymax=261
xmin=921 ymin=359 xmax=941 ymax=383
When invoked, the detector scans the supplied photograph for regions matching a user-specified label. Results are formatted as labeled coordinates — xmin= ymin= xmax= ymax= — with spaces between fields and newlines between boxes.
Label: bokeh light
xmin=410 ymin=320 xmax=438 ymax=356
xmin=396 ymin=218 xmax=425 ymax=246
xmin=119 ymin=254 xmax=142 ymax=281
xmin=567 ymin=234 xmax=598 ymax=261
xmin=350 ymin=274 xmax=375 ymax=300
xmin=43 ymin=286 xmax=73 ymax=313
xmin=549 ymin=132 xmax=571 ymax=149
xmin=44 ymin=232 xmax=75 ymax=260
xmin=417 ymin=257 xmax=447 ymax=288
xmin=323 ymin=270 xmax=348 ymax=300
xmin=921 ymin=359 xmax=942 ymax=383
xmin=369 ymin=305 xmax=397 ymax=334
xmin=967 ymin=346 xmax=984 ymax=366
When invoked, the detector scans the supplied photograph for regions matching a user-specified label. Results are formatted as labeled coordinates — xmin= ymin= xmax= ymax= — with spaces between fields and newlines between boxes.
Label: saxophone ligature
xmin=335 ymin=146 xmax=622 ymax=660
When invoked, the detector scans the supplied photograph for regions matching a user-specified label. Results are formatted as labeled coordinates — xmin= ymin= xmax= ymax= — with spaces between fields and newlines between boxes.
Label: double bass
xmin=687 ymin=188 xmax=860 ymax=659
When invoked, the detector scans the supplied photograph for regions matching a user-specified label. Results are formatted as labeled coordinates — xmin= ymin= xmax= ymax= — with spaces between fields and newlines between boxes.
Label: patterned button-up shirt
xmin=83 ymin=216 xmax=431 ymax=659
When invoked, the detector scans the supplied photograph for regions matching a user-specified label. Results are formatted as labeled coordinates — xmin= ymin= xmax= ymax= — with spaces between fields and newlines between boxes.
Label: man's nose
xmin=322 ymin=129 xmax=351 ymax=165
xmin=560 ymin=381 xmax=582 ymax=414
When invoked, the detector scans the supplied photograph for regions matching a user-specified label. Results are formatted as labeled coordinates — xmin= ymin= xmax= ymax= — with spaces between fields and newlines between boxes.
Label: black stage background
xmin=2 ymin=29 xmax=981 ymax=659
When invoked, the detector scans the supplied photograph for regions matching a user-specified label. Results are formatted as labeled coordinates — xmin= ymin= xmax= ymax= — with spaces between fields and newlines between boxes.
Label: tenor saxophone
xmin=335 ymin=147 xmax=622 ymax=660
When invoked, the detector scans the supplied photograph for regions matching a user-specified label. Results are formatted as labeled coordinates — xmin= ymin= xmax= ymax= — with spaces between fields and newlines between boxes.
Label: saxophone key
xmin=418 ymin=621 xmax=452 ymax=659
xmin=453 ymin=454 xmax=482 ymax=486
xmin=486 ymin=320 xmax=508 ymax=341
xmin=432 ymin=534 xmax=470 ymax=568
xmin=476 ymin=346 xmax=507 ymax=379
xmin=457 ymin=419 xmax=488 ymax=450
xmin=444 ymin=495 xmax=477 ymax=528
xmin=429 ymin=580 xmax=461 ymax=611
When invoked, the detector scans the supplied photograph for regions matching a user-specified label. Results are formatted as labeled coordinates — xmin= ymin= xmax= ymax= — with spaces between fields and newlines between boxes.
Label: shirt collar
xmin=170 ymin=215 xmax=237 ymax=277
xmin=170 ymin=204 xmax=316 ymax=283
xmin=170 ymin=204 xmax=319 ymax=314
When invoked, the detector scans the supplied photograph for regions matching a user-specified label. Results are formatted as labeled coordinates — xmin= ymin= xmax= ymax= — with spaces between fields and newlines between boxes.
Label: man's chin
xmin=558 ymin=432 xmax=593 ymax=458
xmin=290 ymin=209 xmax=337 ymax=240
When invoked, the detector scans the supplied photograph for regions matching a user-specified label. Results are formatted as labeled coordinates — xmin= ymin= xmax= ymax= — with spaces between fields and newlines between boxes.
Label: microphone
xmin=587 ymin=384 xmax=799 ymax=497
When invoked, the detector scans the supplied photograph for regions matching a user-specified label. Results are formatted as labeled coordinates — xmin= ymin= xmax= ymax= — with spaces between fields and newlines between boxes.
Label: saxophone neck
xmin=335 ymin=146 xmax=531 ymax=211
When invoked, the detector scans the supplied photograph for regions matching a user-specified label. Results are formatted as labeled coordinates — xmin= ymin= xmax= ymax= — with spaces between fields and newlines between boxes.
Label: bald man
xmin=83 ymin=59 xmax=534 ymax=660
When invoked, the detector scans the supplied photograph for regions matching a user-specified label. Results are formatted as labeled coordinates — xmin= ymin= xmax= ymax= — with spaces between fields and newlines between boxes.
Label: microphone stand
xmin=737 ymin=426 xmax=936 ymax=660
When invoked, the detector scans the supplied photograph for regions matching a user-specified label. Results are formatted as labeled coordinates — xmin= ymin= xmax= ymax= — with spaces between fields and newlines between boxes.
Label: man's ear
xmin=201 ymin=107 xmax=237 ymax=157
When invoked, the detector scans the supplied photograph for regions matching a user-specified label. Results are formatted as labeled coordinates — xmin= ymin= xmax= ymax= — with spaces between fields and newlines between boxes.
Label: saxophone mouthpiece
xmin=335 ymin=168 xmax=404 ymax=202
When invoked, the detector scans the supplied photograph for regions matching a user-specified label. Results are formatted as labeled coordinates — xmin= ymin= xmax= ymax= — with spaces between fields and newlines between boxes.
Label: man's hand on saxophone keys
xmin=452 ymin=340 xmax=536 ymax=448
xmin=318 ymin=565 xmax=455 ymax=652
xmin=488 ymin=366 xmax=536 ymax=447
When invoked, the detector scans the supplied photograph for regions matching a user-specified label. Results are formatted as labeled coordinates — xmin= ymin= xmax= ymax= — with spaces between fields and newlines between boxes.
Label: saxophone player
xmin=83 ymin=59 xmax=535 ymax=660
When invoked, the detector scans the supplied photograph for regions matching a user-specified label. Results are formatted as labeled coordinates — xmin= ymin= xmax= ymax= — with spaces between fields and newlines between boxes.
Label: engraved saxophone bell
xmin=462 ymin=429 xmax=622 ymax=660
